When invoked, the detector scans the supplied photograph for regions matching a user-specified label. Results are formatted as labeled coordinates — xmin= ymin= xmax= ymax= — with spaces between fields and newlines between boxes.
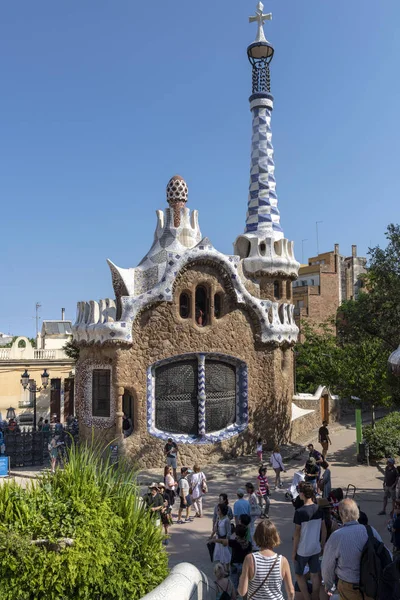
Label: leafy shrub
xmin=0 ymin=442 xmax=168 ymax=599
xmin=363 ymin=412 xmax=400 ymax=459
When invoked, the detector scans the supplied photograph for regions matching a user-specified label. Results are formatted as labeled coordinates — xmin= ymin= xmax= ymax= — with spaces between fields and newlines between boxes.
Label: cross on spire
xmin=249 ymin=2 xmax=272 ymax=43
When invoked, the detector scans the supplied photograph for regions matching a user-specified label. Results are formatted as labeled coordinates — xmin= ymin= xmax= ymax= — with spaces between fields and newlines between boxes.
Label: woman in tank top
xmin=238 ymin=520 xmax=294 ymax=600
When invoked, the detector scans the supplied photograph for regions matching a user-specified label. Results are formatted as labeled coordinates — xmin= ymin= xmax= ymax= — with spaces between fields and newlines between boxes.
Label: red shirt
xmin=257 ymin=474 xmax=269 ymax=495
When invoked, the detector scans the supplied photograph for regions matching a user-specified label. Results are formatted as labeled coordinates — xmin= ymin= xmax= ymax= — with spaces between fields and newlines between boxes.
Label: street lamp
xmin=20 ymin=369 xmax=50 ymax=430
xmin=6 ymin=407 xmax=16 ymax=420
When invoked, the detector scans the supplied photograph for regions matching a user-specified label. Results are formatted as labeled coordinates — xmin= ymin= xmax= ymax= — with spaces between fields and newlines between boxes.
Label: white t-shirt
xmin=165 ymin=473 xmax=175 ymax=491
xmin=191 ymin=472 xmax=205 ymax=499
xmin=179 ymin=476 xmax=190 ymax=497
xmin=270 ymin=452 xmax=284 ymax=470
xmin=257 ymin=443 xmax=263 ymax=453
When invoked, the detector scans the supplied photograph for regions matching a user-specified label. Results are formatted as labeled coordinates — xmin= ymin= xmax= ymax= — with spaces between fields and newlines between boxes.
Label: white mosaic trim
xmin=73 ymin=238 xmax=299 ymax=346
xmin=80 ymin=361 xmax=115 ymax=429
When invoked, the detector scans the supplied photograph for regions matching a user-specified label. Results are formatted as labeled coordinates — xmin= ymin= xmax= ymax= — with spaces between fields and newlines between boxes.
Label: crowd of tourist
xmin=142 ymin=426 xmax=400 ymax=599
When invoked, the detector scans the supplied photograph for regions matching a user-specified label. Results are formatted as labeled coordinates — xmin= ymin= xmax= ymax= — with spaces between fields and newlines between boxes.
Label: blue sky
xmin=1 ymin=1 xmax=399 ymax=337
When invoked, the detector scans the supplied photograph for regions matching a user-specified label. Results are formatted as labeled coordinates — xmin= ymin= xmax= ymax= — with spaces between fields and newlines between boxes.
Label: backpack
xmin=360 ymin=525 xmax=392 ymax=599
xmin=215 ymin=580 xmax=233 ymax=600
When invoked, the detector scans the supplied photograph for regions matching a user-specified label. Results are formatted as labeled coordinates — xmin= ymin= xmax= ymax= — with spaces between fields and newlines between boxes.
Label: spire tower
xmin=234 ymin=3 xmax=299 ymax=281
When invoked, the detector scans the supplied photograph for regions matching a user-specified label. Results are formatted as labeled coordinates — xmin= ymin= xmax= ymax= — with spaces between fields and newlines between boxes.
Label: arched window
xmin=18 ymin=339 xmax=26 ymax=348
xmin=195 ymin=286 xmax=208 ymax=326
xmin=274 ymin=281 xmax=280 ymax=300
xmin=179 ymin=292 xmax=191 ymax=318
xmin=122 ymin=390 xmax=134 ymax=435
xmin=259 ymin=242 xmax=266 ymax=256
xmin=286 ymin=281 xmax=292 ymax=300
xmin=214 ymin=292 xmax=223 ymax=319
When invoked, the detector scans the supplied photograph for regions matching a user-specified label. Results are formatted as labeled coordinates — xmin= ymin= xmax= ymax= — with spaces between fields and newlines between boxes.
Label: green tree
xmin=338 ymin=223 xmax=400 ymax=350
xmin=63 ymin=340 xmax=80 ymax=361
xmin=296 ymin=321 xmax=396 ymax=425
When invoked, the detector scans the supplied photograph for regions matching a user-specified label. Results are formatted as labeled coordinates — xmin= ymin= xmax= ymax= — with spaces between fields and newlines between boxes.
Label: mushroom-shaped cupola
xmin=234 ymin=2 xmax=299 ymax=281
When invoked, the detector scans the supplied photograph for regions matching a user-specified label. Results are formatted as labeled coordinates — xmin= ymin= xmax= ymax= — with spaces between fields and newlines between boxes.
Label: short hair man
xmin=322 ymin=498 xmax=383 ymax=599
xmin=379 ymin=458 xmax=397 ymax=516
xmin=164 ymin=437 xmax=178 ymax=480
xmin=318 ymin=421 xmax=331 ymax=459
xmin=234 ymin=488 xmax=251 ymax=526
xmin=292 ymin=482 xmax=326 ymax=600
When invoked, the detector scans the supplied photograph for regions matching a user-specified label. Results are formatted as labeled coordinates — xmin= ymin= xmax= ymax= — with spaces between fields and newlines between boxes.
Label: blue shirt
xmin=322 ymin=521 xmax=384 ymax=589
xmin=233 ymin=498 xmax=251 ymax=518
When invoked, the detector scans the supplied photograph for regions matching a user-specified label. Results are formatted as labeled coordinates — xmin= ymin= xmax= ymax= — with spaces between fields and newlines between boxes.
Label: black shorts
xmin=180 ymin=494 xmax=192 ymax=509
xmin=294 ymin=553 xmax=321 ymax=575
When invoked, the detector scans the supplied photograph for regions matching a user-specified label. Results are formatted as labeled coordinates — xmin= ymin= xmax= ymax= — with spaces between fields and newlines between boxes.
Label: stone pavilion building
xmin=72 ymin=4 xmax=301 ymax=467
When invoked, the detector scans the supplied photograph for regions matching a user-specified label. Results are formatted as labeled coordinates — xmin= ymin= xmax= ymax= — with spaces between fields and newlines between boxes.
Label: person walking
xmin=191 ymin=464 xmax=207 ymax=518
xmin=238 ymin=519 xmax=295 ymax=600
xmin=48 ymin=435 xmax=59 ymax=473
xmin=304 ymin=457 xmax=319 ymax=493
xmin=379 ymin=458 xmax=397 ymax=516
xmin=164 ymin=437 xmax=178 ymax=481
xmin=142 ymin=483 xmax=164 ymax=523
xmin=318 ymin=421 xmax=331 ymax=459
xmin=257 ymin=465 xmax=271 ymax=518
xmin=270 ymin=447 xmax=285 ymax=489
xmin=212 ymin=494 xmax=234 ymax=535
xmin=214 ymin=524 xmax=252 ymax=590
xmin=163 ymin=465 xmax=177 ymax=508
xmin=322 ymin=498 xmax=386 ymax=600
xmin=234 ymin=489 xmax=251 ymax=526
xmin=211 ymin=504 xmax=232 ymax=573
xmin=292 ymin=482 xmax=327 ymax=600
xmin=319 ymin=461 xmax=332 ymax=499
xmin=245 ymin=482 xmax=261 ymax=538
xmin=177 ymin=466 xmax=192 ymax=524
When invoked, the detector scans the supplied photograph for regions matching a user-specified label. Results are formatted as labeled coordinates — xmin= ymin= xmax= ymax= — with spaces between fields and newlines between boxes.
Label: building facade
xmin=293 ymin=244 xmax=367 ymax=338
xmin=0 ymin=321 xmax=75 ymax=423
xmin=72 ymin=6 xmax=302 ymax=467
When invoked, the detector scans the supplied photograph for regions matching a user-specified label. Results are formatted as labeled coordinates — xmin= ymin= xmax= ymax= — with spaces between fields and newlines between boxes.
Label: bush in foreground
xmin=0 ymin=442 xmax=168 ymax=599
xmin=363 ymin=411 xmax=400 ymax=459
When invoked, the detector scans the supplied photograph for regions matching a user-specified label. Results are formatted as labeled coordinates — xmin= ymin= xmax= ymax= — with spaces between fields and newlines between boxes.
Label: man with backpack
xmin=322 ymin=498 xmax=391 ymax=599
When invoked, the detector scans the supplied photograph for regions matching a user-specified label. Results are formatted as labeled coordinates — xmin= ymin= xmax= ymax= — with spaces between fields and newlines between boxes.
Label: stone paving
xmin=140 ymin=425 xmax=391 ymax=580
xmin=2 ymin=420 xmax=392 ymax=587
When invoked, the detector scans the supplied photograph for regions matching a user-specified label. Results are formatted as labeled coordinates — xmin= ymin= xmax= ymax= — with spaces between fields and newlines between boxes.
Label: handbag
xmin=202 ymin=475 xmax=208 ymax=494
xmin=247 ymin=554 xmax=279 ymax=600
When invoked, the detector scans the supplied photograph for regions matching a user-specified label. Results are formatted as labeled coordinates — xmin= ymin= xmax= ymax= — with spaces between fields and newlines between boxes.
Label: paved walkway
xmin=152 ymin=426 xmax=391 ymax=579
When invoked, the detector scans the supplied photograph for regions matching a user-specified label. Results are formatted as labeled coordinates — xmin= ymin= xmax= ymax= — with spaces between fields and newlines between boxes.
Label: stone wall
xmin=75 ymin=264 xmax=295 ymax=468
xmin=290 ymin=395 xmax=340 ymax=443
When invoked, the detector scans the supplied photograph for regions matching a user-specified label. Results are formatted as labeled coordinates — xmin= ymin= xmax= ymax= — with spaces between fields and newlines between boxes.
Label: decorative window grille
xmin=205 ymin=360 xmax=236 ymax=433
xmin=148 ymin=353 xmax=248 ymax=443
xmin=92 ymin=369 xmax=111 ymax=417
xmin=155 ymin=360 xmax=198 ymax=435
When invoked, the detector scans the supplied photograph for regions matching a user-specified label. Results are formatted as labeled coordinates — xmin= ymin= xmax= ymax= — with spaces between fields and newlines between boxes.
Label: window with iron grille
xmin=152 ymin=354 xmax=246 ymax=439
xmin=92 ymin=369 xmax=111 ymax=417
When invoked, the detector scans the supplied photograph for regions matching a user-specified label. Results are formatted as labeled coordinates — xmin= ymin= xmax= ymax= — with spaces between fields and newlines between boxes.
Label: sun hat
xmin=148 ymin=482 xmax=159 ymax=489
xmin=158 ymin=482 xmax=166 ymax=488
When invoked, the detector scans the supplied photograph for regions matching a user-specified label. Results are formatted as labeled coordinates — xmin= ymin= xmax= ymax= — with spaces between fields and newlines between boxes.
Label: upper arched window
xmin=274 ymin=281 xmax=280 ymax=300
xmin=195 ymin=286 xmax=208 ymax=326
xmin=214 ymin=292 xmax=223 ymax=319
xmin=18 ymin=339 xmax=26 ymax=348
xmin=179 ymin=292 xmax=191 ymax=319
xmin=286 ymin=281 xmax=292 ymax=300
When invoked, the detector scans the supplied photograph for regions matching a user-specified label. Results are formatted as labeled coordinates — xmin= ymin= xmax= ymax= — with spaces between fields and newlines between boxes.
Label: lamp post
xmin=20 ymin=369 xmax=50 ymax=431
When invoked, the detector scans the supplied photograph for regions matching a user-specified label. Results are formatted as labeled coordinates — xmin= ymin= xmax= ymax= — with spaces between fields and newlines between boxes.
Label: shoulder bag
xmin=201 ymin=473 xmax=208 ymax=494
xmin=247 ymin=554 xmax=279 ymax=600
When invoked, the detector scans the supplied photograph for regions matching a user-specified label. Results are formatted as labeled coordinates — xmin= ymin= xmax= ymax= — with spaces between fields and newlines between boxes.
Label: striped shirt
xmin=248 ymin=552 xmax=283 ymax=600
xmin=321 ymin=521 xmax=383 ymax=589
xmin=257 ymin=474 xmax=269 ymax=496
